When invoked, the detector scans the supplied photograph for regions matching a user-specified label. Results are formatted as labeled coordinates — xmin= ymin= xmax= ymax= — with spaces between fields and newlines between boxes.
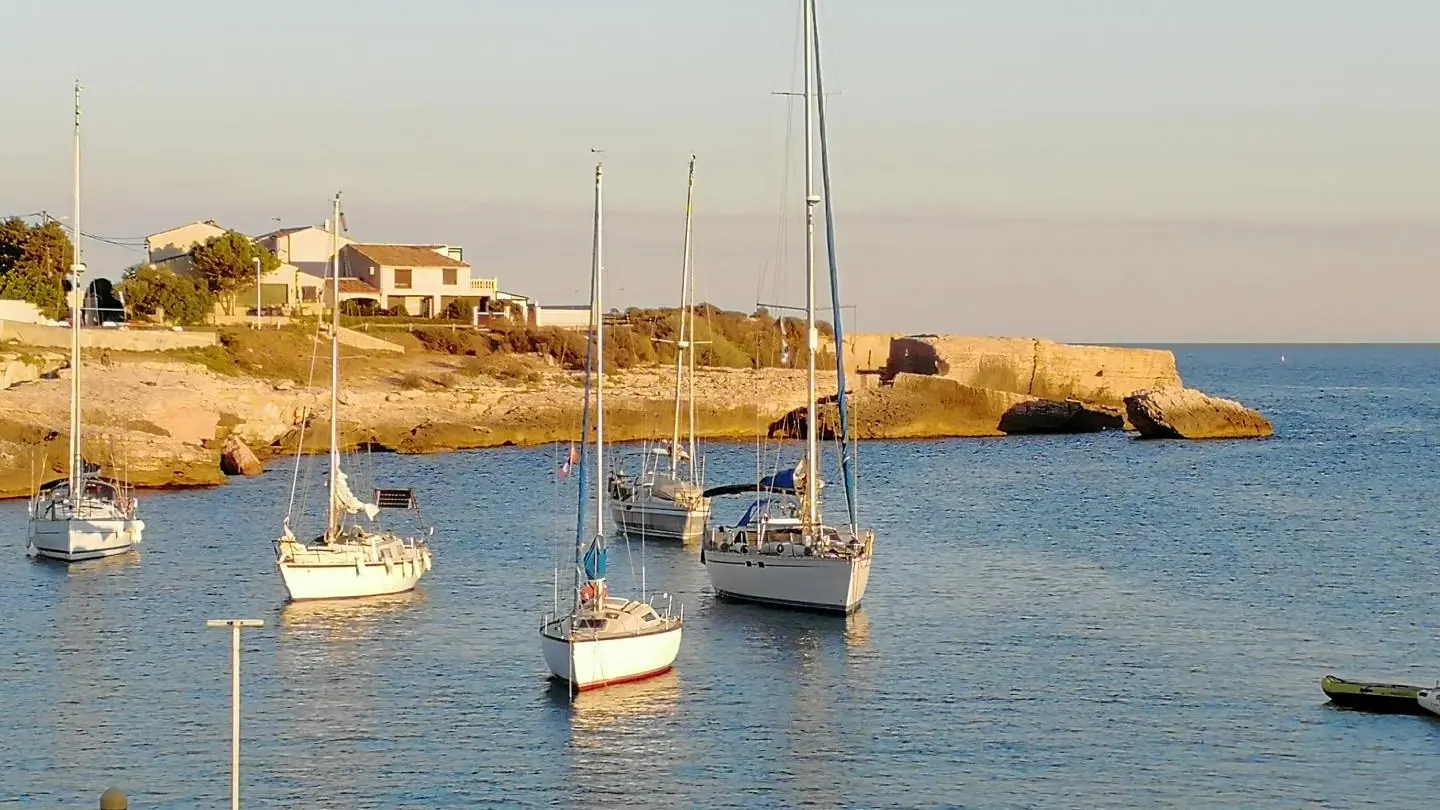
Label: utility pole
xmin=252 ymin=257 xmax=262 ymax=329
xmin=206 ymin=619 xmax=264 ymax=810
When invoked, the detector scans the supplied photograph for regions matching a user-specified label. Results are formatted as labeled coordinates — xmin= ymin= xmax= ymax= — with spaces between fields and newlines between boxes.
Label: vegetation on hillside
xmin=0 ymin=217 xmax=72 ymax=319
xmin=405 ymin=305 xmax=834 ymax=371
xmin=189 ymin=230 xmax=280 ymax=315
xmin=117 ymin=265 xmax=214 ymax=326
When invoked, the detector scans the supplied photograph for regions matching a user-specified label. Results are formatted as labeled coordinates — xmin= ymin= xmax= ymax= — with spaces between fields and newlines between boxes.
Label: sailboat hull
xmin=702 ymin=546 xmax=871 ymax=614
xmin=541 ymin=623 xmax=683 ymax=691
xmin=26 ymin=517 xmax=144 ymax=562
xmin=277 ymin=543 xmax=432 ymax=601
xmin=610 ymin=499 xmax=710 ymax=542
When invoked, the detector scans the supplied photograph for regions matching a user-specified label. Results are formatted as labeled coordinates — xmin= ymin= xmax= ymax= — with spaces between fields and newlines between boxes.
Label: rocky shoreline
xmin=0 ymin=333 xmax=1271 ymax=499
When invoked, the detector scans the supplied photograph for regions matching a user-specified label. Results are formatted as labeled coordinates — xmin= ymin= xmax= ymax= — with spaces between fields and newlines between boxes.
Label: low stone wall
xmin=0 ymin=300 xmax=44 ymax=324
xmin=0 ymin=320 xmax=218 ymax=351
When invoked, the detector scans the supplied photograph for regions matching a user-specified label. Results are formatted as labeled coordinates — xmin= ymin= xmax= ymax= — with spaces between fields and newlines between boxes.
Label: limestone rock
xmin=143 ymin=407 xmax=220 ymax=446
xmin=1124 ymin=387 xmax=1272 ymax=440
xmin=220 ymin=435 xmax=264 ymax=475
xmin=998 ymin=399 xmax=1124 ymax=434
xmin=767 ymin=374 xmax=1035 ymax=440
xmin=843 ymin=334 xmax=1183 ymax=405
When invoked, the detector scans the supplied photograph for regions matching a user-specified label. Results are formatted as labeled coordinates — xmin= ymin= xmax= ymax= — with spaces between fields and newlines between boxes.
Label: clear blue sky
xmin=3 ymin=1 xmax=1439 ymax=340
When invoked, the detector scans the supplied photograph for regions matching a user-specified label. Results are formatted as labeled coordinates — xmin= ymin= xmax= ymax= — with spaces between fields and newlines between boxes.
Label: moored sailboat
xmin=26 ymin=81 xmax=144 ymax=563
xmin=700 ymin=0 xmax=875 ymax=614
xmin=609 ymin=155 xmax=711 ymax=542
xmin=273 ymin=192 xmax=433 ymax=601
xmin=541 ymin=160 xmax=684 ymax=691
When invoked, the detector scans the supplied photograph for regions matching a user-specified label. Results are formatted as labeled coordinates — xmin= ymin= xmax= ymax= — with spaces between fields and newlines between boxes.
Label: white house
xmin=339 ymin=243 xmax=494 ymax=318
xmin=256 ymin=224 xmax=354 ymax=281
xmin=144 ymin=220 xmax=227 ymax=274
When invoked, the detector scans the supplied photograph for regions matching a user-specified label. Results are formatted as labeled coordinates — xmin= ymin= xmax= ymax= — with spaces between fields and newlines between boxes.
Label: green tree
xmin=117 ymin=264 xmax=214 ymax=326
xmin=0 ymin=216 xmax=73 ymax=319
xmin=189 ymin=230 xmax=279 ymax=315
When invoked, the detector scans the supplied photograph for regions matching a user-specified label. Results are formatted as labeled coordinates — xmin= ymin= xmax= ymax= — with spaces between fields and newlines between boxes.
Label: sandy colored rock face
xmin=220 ymin=435 xmax=264 ymax=476
xmin=845 ymin=334 xmax=1181 ymax=405
xmin=0 ymin=330 xmax=1265 ymax=498
xmin=1124 ymin=387 xmax=1273 ymax=440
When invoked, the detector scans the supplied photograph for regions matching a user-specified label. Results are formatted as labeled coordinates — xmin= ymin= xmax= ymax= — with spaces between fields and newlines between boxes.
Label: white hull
xmin=277 ymin=541 xmax=432 ymax=602
xmin=610 ymin=499 xmax=709 ymax=542
xmin=1419 ymin=689 xmax=1440 ymax=718
xmin=26 ymin=516 xmax=144 ymax=562
xmin=541 ymin=622 xmax=683 ymax=691
xmin=702 ymin=545 xmax=871 ymax=614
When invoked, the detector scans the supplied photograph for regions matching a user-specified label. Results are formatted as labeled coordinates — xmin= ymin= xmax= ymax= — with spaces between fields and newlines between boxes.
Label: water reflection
xmin=844 ymin=610 xmax=871 ymax=649
xmin=559 ymin=671 xmax=682 ymax=737
xmin=557 ymin=672 xmax=684 ymax=806
xmin=277 ymin=591 xmax=426 ymax=642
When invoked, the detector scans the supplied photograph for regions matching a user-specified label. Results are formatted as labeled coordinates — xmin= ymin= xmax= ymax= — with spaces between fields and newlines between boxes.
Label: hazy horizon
xmin=3 ymin=1 xmax=1438 ymax=341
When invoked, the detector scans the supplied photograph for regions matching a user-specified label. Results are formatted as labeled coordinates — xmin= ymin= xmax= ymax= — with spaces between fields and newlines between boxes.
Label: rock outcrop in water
xmin=0 ymin=331 xmax=1271 ymax=498
xmin=844 ymin=334 xmax=1182 ymax=405
xmin=997 ymin=399 xmax=1125 ymax=435
xmin=1124 ymin=387 xmax=1273 ymax=440
xmin=220 ymin=436 xmax=264 ymax=476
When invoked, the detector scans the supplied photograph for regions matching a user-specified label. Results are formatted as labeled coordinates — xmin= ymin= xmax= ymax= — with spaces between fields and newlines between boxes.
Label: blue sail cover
xmin=582 ymin=537 xmax=607 ymax=581
xmin=758 ymin=466 xmax=797 ymax=492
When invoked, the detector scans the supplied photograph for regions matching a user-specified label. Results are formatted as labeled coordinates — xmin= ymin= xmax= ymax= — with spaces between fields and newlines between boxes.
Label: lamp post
xmin=206 ymin=618 xmax=264 ymax=810
xmin=252 ymin=257 xmax=262 ymax=329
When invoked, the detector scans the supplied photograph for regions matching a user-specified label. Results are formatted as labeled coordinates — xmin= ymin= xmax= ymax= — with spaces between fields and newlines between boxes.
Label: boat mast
xmin=801 ymin=0 xmax=821 ymax=532
xmin=326 ymin=192 xmax=341 ymax=539
xmin=593 ymin=161 xmax=606 ymax=544
xmin=670 ymin=155 xmax=696 ymax=478
xmin=811 ymin=0 xmax=859 ymax=533
xmin=571 ymin=160 xmax=605 ymax=607
xmin=67 ymin=80 xmax=83 ymax=499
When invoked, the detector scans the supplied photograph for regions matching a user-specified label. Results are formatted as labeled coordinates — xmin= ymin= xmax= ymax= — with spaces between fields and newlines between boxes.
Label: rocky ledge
xmin=1124 ymin=387 xmax=1273 ymax=440
xmin=0 ymin=334 xmax=1271 ymax=498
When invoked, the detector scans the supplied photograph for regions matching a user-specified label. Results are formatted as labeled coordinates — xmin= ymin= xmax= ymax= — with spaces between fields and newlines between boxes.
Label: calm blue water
xmin=5 ymin=345 xmax=1440 ymax=809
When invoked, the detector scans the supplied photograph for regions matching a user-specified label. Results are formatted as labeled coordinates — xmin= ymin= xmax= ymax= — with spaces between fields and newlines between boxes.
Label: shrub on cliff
xmin=189 ymin=231 xmax=280 ymax=316
xmin=411 ymin=326 xmax=475 ymax=355
xmin=0 ymin=217 xmax=70 ymax=319
xmin=118 ymin=264 xmax=214 ymax=326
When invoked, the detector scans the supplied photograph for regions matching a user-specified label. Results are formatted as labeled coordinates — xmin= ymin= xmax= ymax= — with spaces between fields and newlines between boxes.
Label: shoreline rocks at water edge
xmin=1124 ymin=387 xmax=1273 ymax=440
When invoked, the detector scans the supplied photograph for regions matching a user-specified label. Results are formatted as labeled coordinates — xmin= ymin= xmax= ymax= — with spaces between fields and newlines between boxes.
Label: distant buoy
xmin=1280 ymin=355 xmax=1286 ymax=363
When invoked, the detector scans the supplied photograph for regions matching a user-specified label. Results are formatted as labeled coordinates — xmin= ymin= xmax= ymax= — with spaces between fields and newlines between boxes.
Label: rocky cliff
xmin=0 ymin=333 xmax=1262 ymax=498
xmin=845 ymin=334 xmax=1181 ymax=406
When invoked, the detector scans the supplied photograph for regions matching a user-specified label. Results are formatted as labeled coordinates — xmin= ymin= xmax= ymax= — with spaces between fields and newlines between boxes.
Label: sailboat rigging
xmin=608 ymin=155 xmax=712 ymax=542
xmin=699 ymin=0 xmax=876 ymax=614
xmin=541 ymin=160 xmax=685 ymax=692
xmin=26 ymin=80 xmax=145 ymax=562
xmin=272 ymin=191 xmax=433 ymax=601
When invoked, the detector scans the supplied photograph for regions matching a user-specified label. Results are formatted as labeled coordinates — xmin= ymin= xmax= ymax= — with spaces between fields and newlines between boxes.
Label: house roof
xmin=145 ymin=219 xmax=228 ymax=244
xmin=324 ymin=278 xmax=382 ymax=294
xmin=346 ymin=243 xmax=469 ymax=268
xmin=258 ymin=225 xmax=317 ymax=239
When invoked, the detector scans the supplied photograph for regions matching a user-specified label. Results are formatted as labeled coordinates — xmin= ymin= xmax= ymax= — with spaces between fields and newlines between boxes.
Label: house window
xmin=443 ymin=268 xmax=457 ymax=286
xmin=394 ymin=268 xmax=412 ymax=289
xmin=301 ymin=286 xmax=318 ymax=302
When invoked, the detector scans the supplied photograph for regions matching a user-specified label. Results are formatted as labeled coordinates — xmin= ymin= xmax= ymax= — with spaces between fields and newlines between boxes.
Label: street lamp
xmin=206 ymin=618 xmax=264 ymax=810
xmin=252 ymin=257 xmax=262 ymax=329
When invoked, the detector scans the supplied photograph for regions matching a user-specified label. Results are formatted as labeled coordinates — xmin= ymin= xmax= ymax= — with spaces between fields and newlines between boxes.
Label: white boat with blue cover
xmin=699 ymin=0 xmax=875 ymax=615
xmin=542 ymin=160 xmax=684 ymax=692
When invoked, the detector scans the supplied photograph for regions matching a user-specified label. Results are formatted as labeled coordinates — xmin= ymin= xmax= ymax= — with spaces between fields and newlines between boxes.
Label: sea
xmin=4 ymin=344 xmax=1440 ymax=809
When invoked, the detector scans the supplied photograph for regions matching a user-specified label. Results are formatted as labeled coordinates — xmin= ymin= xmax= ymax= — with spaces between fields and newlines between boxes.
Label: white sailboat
xmin=609 ymin=155 xmax=711 ymax=542
xmin=700 ymin=0 xmax=875 ymax=614
xmin=541 ymin=160 xmax=684 ymax=692
xmin=26 ymin=81 xmax=145 ymax=563
xmin=274 ymin=192 xmax=433 ymax=601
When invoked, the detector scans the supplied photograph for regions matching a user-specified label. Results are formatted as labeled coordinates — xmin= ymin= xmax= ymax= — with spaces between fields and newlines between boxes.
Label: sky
xmin=3 ymin=1 xmax=1439 ymax=341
